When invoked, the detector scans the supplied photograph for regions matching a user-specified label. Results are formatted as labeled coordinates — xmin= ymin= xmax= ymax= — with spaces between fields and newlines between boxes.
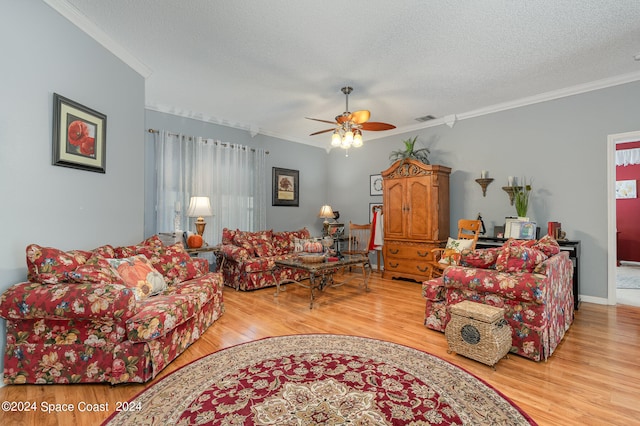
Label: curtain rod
xmin=147 ymin=128 xmax=269 ymax=154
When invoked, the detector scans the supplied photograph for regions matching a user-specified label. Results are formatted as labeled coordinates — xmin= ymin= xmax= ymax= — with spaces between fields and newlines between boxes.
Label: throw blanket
xmin=368 ymin=210 xmax=384 ymax=250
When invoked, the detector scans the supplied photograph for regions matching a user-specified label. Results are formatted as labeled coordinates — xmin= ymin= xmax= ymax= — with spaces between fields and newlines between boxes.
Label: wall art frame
xmin=272 ymin=167 xmax=299 ymax=206
xmin=370 ymin=174 xmax=383 ymax=196
xmin=616 ymin=179 xmax=637 ymax=199
xmin=52 ymin=93 xmax=107 ymax=173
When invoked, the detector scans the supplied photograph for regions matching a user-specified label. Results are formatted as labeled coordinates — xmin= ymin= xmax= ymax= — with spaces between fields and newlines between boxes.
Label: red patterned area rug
xmin=103 ymin=334 xmax=536 ymax=425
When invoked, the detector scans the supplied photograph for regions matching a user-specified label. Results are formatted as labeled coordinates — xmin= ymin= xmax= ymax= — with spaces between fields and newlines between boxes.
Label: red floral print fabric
xmin=0 ymin=238 xmax=225 ymax=384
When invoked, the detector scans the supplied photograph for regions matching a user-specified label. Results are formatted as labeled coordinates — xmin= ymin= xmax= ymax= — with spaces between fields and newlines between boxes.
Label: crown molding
xmin=144 ymin=105 xmax=327 ymax=150
xmin=457 ymin=71 xmax=640 ymax=121
xmin=42 ymin=0 xmax=152 ymax=78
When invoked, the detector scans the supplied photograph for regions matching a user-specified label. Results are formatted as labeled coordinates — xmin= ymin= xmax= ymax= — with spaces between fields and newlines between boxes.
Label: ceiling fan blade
xmin=361 ymin=122 xmax=396 ymax=131
xmin=309 ymin=128 xmax=336 ymax=136
xmin=306 ymin=117 xmax=338 ymax=125
xmin=349 ymin=110 xmax=371 ymax=124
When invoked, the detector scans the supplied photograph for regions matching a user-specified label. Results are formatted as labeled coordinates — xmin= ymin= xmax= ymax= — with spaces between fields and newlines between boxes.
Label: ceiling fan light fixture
xmin=353 ymin=130 xmax=363 ymax=147
xmin=306 ymin=86 xmax=395 ymax=150
xmin=342 ymin=130 xmax=354 ymax=148
xmin=331 ymin=130 xmax=342 ymax=147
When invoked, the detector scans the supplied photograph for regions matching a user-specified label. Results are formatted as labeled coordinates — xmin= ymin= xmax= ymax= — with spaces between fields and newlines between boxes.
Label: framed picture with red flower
xmin=52 ymin=93 xmax=107 ymax=173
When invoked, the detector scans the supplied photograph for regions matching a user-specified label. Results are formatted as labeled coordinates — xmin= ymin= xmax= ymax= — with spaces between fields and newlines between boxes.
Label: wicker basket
xmin=445 ymin=300 xmax=512 ymax=368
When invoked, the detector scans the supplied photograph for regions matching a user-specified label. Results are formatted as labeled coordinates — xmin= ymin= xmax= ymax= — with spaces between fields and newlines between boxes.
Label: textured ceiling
xmin=54 ymin=0 xmax=640 ymax=148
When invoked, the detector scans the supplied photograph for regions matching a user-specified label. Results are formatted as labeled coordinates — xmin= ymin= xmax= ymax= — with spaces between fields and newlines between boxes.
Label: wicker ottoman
xmin=445 ymin=300 xmax=512 ymax=368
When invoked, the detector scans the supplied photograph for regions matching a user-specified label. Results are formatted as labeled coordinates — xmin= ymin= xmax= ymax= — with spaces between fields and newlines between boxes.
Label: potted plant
xmin=513 ymin=178 xmax=532 ymax=218
xmin=389 ymin=136 xmax=430 ymax=165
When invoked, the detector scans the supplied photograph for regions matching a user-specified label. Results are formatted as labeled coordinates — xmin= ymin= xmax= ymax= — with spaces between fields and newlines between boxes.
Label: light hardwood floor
xmin=1 ymin=271 xmax=639 ymax=425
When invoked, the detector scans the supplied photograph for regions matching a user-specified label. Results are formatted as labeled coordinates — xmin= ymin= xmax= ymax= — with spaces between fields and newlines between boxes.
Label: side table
xmin=185 ymin=245 xmax=224 ymax=271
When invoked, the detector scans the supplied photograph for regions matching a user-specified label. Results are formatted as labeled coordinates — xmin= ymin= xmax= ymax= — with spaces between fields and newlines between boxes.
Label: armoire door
xmin=383 ymin=178 xmax=405 ymax=239
xmin=405 ymin=176 xmax=433 ymax=240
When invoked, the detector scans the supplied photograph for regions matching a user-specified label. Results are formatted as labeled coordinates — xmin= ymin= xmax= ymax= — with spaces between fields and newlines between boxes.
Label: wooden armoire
xmin=381 ymin=159 xmax=451 ymax=281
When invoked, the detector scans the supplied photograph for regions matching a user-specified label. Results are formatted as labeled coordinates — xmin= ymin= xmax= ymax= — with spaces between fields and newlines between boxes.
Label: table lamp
xmin=318 ymin=205 xmax=334 ymax=235
xmin=187 ymin=196 xmax=213 ymax=236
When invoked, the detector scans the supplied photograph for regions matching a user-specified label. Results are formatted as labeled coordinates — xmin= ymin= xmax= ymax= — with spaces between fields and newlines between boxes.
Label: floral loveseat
xmin=422 ymin=236 xmax=574 ymax=361
xmin=218 ymin=228 xmax=313 ymax=291
xmin=0 ymin=235 xmax=224 ymax=384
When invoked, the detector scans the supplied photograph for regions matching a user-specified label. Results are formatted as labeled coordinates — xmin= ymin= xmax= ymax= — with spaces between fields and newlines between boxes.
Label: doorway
xmin=607 ymin=130 xmax=640 ymax=307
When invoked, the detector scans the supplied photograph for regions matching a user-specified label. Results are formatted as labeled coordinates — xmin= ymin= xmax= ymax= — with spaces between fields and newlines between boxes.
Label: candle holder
xmin=475 ymin=178 xmax=494 ymax=197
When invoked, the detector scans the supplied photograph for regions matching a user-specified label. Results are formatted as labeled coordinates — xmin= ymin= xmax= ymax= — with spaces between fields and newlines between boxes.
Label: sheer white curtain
xmin=154 ymin=131 xmax=266 ymax=245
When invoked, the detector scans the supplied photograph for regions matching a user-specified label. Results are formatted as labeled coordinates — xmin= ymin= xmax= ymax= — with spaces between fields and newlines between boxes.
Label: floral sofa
xmin=422 ymin=236 xmax=574 ymax=361
xmin=0 ymin=235 xmax=224 ymax=384
xmin=218 ymin=228 xmax=313 ymax=291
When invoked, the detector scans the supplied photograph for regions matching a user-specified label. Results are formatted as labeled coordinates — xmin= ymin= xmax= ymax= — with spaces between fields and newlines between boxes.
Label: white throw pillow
xmin=438 ymin=237 xmax=475 ymax=265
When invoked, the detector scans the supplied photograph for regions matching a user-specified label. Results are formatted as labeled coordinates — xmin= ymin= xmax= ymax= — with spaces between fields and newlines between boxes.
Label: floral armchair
xmin=422 ymin=236 xmax=574 ymax=361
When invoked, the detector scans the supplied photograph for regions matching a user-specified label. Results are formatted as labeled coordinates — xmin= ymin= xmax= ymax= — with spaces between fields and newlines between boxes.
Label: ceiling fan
xmin=306 ymin=86 xmax=396 ymax=149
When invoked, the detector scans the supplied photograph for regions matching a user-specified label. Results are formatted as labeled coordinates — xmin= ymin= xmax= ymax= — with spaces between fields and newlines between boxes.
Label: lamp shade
xmin=187 ymin=196 xmax=213 ymax=218
xmin=318 ymin=205 xmax=334 ymax=219
xmin=331 ymin=131 xmax=341 ymax=147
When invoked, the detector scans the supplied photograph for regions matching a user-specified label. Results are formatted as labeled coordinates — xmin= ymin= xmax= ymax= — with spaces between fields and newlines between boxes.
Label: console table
xmin=476 ymin=237 xmax=581 ymax=310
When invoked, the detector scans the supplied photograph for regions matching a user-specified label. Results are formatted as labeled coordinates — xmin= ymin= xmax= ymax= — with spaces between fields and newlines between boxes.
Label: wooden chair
xmin=428 ymin=219 xmax=482 ymax=279
xmin=343 ymin=221 xmax=373 ymax=273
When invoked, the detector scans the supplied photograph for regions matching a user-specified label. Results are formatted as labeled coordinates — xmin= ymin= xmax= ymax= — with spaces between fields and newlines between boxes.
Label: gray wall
xmin=0 ymin=1 xmax=145 ymax=377
xmin=144 ymin=110 xmax=329 ymax=238
xmin=326 ymin=81 xmax=640 ymax=302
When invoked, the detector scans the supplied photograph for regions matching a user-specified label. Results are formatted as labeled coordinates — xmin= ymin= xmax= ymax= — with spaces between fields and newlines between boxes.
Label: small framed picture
xmin=52 ymin=93 xmax=107 ymax=173
xmin=272 ymin=167 xmax=299 ymax=206
xmin=370 ymin=174 xmax=383 ymax=196
xmin=616 ymin=180 xmax=637 ymax=199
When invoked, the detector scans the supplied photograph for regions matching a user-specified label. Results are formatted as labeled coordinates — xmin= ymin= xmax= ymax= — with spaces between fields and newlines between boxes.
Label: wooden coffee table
xmin=274 ymin=254 xmax=371 ymax=309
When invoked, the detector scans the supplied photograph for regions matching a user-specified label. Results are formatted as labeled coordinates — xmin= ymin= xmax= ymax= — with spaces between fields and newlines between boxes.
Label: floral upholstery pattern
xmin=0 ymin=238 xmax=224 ymax=384
xmin=219 ymin=228 xmax=311 ymax=291
xmin=423 ymin=237 xmax=574 ymax=361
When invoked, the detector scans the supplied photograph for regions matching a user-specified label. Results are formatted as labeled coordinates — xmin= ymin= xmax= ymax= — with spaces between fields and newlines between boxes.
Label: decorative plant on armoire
xmin=389 ymin=136 xmax=430 ymax=165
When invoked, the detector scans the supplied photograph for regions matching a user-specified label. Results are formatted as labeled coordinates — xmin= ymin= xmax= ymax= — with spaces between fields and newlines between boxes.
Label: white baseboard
xmin=579 ymin=295 xmax=611 ymax=306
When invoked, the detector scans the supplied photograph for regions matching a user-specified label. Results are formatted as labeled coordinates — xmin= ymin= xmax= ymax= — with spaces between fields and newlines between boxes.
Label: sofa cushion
xmin=114 ymin=245 xmax=137 ymax=258
xmin=92 ymin=245 xmax=116 ymax=258
xmin=253 ymin=238 xmax=277 ymax=257
xmin=240 ymin=256 xmax=276 ymax=273
xmin=443 ymin=266 xmax=547 ymax=304
xmin=532 ymin=235 xmax=561 ymax=257
xmin=0 ymin=281 xmax=136 ymax=321
xmin=272 ymin=232 xmax=293 ymax=255
xmin=222 ymin=228 xmax=237 ymax=245
xmin=135 ymin=242 xmax=203 ymax=285
xmin=126 ymin=272 xmax=221 ymax=342
xmin=26 ymin=244 xmax=88 ymax=285
xmin=69 ymin=263 xmax=123 ymax=285
xmin=231 ymin=230 xmax=274 ymax=257
xmin=107 ymin=255 xmax=167 ymax=300
xmin=495 ymin=244 xmax=548 ymax=273
xmin=233 ymin=234 xmax=257 ymax=256
xmin=460 ymin=247 xmax=500 ymax=269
